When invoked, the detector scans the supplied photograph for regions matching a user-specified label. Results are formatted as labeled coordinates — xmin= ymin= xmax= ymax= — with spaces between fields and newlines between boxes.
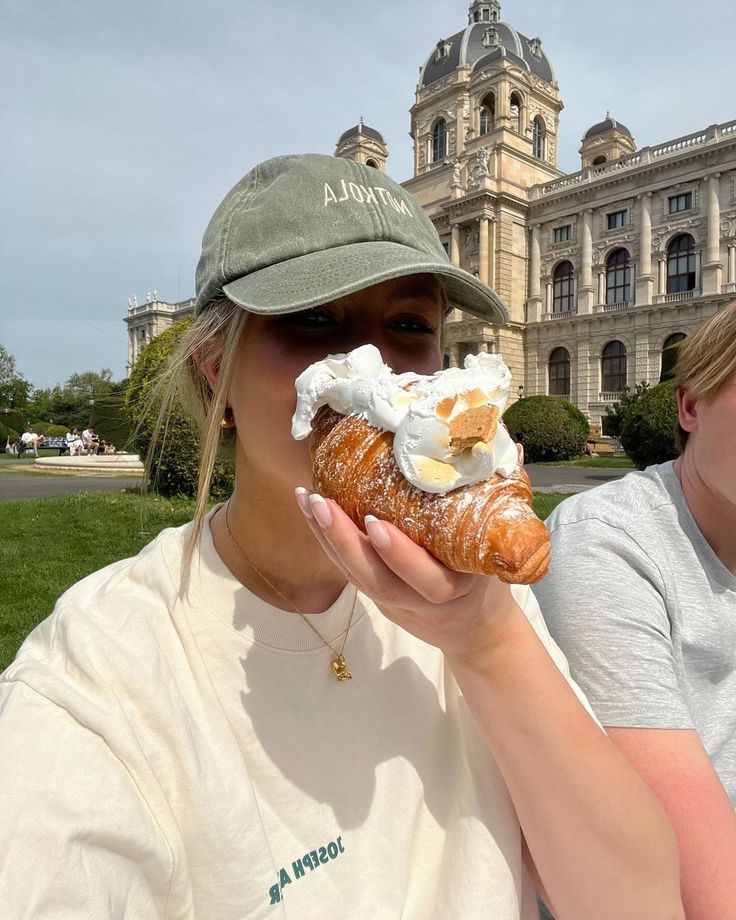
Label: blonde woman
xmin=536 ymin=301 xmax=736 ymax=919
xmin=0 ymin=155 xmax=682 ymax=920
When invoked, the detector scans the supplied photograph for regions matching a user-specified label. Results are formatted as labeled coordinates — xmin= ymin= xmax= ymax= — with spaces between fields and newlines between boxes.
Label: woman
xmin=0 ymin=154 xmax=682 ymax=919
xmin=535 ymin=301 xmax=736 ymax=919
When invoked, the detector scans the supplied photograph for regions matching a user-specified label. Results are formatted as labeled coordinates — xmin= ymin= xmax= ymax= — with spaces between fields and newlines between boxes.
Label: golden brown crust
xmin=310 ymin=408 xmax=550 ymax=584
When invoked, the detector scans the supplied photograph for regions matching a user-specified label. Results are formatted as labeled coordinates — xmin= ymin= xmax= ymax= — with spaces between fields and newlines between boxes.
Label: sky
xmin=1 ymin=0 xmax=733 ymax=390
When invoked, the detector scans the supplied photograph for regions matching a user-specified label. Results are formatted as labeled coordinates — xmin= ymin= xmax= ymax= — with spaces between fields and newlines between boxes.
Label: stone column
xmin=729 ymin=244 xmax=736 ymax=286
xmin=636 ymin=192 xmax=654 ymax=305
xmin=545 ymin=279 xmax=553 ymax=315
xmin=703 ymin=173 xmax=723 ymax=294
xmin=597 ymin=269 xmax=606 ymax=307
xmin=658 ymin=257 xmax=667 ymax=296
xmin=450 ymin=223 xmax=460 ymax=266
xmin=479 ymin=217 xmax=490 ymax=286
xmin=527 ymin=224 xmax=543 ymax=321
xmin=488 ymin=217 xmax=496 ymax=290
xmin=448 ymin=343 xmax=461 ymax=368
xmin=577 ymin=209 xmax=594 ymax=314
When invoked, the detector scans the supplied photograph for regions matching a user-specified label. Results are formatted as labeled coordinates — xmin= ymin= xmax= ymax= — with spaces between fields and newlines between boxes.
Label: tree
xmin=602 ymin=381 xmax=649 ymax=438
xmin=620 ymin=381 xmax=679 ymax=469
xmin=0 ymin=344 xmax=31 ymax=412
xmin=64 ymin=369 xmax=115 ymax=400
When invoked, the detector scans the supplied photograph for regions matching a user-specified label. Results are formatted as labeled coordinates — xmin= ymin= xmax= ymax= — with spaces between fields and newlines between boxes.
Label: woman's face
xmin=679 ymin=370 xmax=736 ymax=508
xmin=227 ymin=274 xmax=444 ymax=490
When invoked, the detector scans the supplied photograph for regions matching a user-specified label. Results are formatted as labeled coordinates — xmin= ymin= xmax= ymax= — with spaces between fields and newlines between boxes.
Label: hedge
xmin=126 ymin=319 xmax=234 ymax=498
xmin=620 ymin=381 xmax=679 ymax=470
xmin=503 ymin=395 xmax=588 ymax=463
xmin=91 ymin=396 xmax=133 ymax=450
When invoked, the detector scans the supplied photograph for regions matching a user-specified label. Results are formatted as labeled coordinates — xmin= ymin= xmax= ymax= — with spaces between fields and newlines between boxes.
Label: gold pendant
xmin=331 ymin=656 xmax=352 ymax=681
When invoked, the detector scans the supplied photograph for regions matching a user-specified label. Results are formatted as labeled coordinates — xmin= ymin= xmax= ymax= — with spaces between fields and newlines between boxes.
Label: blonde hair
xmin=141 ymin=296 xmax=246 ymax=576
xmin=675 ymin=300 xmax=736 ymax=450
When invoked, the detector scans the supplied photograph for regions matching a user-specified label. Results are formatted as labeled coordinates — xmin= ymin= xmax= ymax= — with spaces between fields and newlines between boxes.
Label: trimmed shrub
xmin=91 ymin=396 xmax=132 ymax=450
xmin=126 ymin=319 xmax=234 ymax=498
xmin=31 ymin=421 xmax=51 ymax=436
xmin=503 ymin=395 xmax=588 ymax=463
xmin=46 ymin=424 xmax=69 ymax=437
xmin=620 ymin=381 xmax=679 ymax=470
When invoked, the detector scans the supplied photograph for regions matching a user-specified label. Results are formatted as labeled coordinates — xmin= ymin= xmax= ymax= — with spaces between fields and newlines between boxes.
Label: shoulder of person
xmin=3 ymin=520 xmax=195 ymax=688
xmin=545 ymin=462 xmax=675 ymax=537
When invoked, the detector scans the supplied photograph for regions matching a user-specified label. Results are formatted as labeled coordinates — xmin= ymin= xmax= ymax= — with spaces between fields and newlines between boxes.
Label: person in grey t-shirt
xmin=534 ymin=301 xmax=736 ymax=920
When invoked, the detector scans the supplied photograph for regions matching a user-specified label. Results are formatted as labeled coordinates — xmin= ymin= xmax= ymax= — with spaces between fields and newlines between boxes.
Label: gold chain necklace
xmin=222 ymin=501 xmax=357 ymax=681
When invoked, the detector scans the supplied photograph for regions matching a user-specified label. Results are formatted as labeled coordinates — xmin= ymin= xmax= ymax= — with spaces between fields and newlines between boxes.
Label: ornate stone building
xmin=125 ymin=0 xmax=736 ymax=428
xmin=393 ymin=0 xmax=736 ymax=425
xmin=124 ymin=293 xmax=194 ymax=373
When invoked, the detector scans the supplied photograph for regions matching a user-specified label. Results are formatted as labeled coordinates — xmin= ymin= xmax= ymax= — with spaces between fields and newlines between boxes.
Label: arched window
xmin=667 ymin=233 xmax=697 ymax=293
xmin=479 ymin=94 xmax=495 ymax=135
xmin=553 ymin=261 xmax=575 ymax=313
xmin=606 ymin=248 xmax=632 ymax=305
xmin=548 ymin=347 xmax=571 ymax=396
xmin=660 ymin=332 xmax=687 ymax=381
xmin=601 ymin=340 xmax=627 ymax=393
xmin=532 ymin=116 xmax=546 ymax=159
xmin=365 ymin=158 xmax=378 ymax=169
xmin=431 ymin=118 xmax=447 ymax=163
xmin=592 ymin=155 xmax=607 ymax=166
xmin=663 ymin=332 xmax=686 ymax=350
xmin=510 ymin=92 xmax=522 ymax=133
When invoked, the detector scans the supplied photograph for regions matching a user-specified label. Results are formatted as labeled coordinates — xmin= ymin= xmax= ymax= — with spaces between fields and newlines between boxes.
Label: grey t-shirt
xmin=533 ymin=460 xmax=736 ymax=801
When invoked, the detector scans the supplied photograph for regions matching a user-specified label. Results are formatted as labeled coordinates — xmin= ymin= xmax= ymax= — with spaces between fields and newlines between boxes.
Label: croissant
xmin=310 ymin=407 xmax=551 ymax=584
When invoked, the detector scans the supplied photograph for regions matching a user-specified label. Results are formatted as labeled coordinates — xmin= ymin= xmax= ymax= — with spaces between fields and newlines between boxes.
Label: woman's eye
xmin=284 ymin=310 xmax=338 ymax=328
xmin=390 ymin=317 xmax=436 ymax=334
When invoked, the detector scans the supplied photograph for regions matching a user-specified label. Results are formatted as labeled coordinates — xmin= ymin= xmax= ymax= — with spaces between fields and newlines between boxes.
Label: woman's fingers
xmin=294 ymin=488 xmax=354 ymax=580
xmin=297 ymin=489 xmax=474 ymax=607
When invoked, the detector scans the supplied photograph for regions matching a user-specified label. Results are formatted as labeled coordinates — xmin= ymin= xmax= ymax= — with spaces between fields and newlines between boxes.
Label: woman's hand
xmin=294 ymin=487 xmax=520 ymax=664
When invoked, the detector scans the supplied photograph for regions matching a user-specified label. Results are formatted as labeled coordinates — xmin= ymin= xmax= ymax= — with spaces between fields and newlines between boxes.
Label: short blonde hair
xmin=675 ymin=300 xmax=736 ymax=450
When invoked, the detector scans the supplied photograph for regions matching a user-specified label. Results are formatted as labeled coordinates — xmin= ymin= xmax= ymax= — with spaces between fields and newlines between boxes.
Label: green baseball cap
xmin=195 ymin=153 xmax=508 ymax=323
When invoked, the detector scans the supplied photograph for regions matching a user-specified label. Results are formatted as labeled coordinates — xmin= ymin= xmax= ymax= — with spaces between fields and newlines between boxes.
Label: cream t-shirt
xmin=0 ymin=511 xmax=590 ymax=919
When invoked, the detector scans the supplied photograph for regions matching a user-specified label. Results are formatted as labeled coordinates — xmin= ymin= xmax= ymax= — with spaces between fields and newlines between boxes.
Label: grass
xmin=0 ymin=489 xmax=572 ymax=672
xmin=540 ymin=456 xmax=635 ymax=469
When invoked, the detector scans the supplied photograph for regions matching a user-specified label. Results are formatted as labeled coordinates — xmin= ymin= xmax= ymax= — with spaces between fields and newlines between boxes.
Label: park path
xmin=0 ymin=464 xmax=628 ymax=501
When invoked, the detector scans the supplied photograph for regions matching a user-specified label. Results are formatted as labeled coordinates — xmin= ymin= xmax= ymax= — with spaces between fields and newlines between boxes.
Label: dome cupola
xmin=580 ymin=112 xmax=636 ymax=168
xmin=335 ymin=117 xmax=388 ymax=171
xmin=419 ymin=1 xmax=556 ymax=89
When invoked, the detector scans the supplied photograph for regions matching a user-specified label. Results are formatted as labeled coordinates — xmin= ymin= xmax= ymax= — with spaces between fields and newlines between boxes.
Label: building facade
xmin=124 ymin=0 xmax=736 ymax=427
xmin=125 ymin=294 xmax=195 ymax=373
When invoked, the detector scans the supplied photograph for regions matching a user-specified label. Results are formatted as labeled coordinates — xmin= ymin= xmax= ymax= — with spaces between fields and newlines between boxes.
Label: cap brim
xmin=221 ymin=241 xmax=508 ymax=324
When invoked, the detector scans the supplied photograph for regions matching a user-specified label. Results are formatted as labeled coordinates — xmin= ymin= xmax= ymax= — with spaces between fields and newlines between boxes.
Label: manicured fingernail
xmin=309 ymin=493 xmax=332 ymax=529
xmin=365 ymin=515 xmax=391 ymax=551
xmin=294 ymin=487 xmax=313 ymax=518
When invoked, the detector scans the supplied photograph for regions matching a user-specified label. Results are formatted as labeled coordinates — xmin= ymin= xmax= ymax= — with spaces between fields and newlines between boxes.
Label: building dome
xmin=583 ymin=114 xmax=632 ymax=140
xmin=419 ymin=2 xmax=555 ymax=89
xmin=337 ymin=120 xmax=385 ymax=145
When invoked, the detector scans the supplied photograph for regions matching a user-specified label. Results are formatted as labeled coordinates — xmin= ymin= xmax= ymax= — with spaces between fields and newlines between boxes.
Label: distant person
xmin=82 ymin=426 xmax=99 ymax=454
xmin=535 ymin=300 xmax=736 ymax=919
xmin=65 ymin=428 xmax=84 ymax=456
xmin=20 ymin=425 xmax=44 ymax=457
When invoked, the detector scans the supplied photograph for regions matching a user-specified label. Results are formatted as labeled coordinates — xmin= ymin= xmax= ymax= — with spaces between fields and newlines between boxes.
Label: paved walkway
xmin=0 ymin=464 xmax=628 ymax=501
xmin=525 ymin=463 xmax=628 ymax=493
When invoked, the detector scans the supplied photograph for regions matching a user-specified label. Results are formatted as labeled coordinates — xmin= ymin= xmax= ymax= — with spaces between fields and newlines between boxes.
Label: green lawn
xmin=540 ymin=456 xmax=635 ymax=469
xmin=0 ymin=489 xmax=572 ymax=672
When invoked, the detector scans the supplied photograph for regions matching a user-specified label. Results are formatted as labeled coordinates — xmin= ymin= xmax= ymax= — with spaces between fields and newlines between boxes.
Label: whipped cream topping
xmin=292 ymin=344 xmax=518 ymax=494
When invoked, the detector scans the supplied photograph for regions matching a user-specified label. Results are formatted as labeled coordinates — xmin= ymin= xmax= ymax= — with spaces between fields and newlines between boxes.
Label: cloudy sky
xmin=1 ymin=0 xmax=733 ymax=389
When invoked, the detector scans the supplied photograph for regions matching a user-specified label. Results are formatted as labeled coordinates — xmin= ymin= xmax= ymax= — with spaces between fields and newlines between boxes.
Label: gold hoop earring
xmin=221 ymin=406 xmax=236 ymax=430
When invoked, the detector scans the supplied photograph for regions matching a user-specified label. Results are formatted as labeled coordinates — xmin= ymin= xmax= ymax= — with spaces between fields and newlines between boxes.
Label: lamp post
xmin=517 ymin=385 xmax=525 ymax=400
